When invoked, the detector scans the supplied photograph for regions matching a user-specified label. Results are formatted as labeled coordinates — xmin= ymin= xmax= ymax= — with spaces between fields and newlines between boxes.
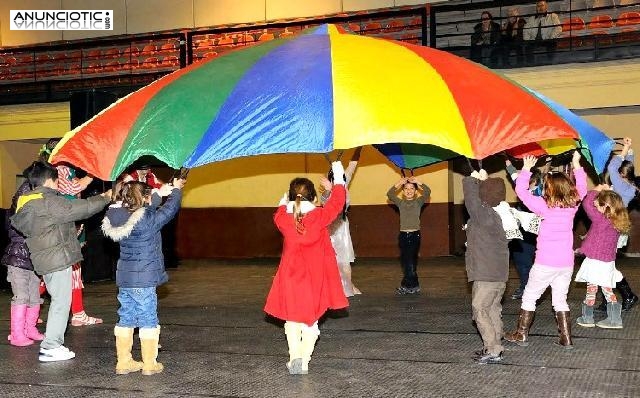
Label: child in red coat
xmin=264 ymin=161 xmax=349 ymax=375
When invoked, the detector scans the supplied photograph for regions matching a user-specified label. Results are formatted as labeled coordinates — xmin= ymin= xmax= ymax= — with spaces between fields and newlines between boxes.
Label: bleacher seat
xmin=588 ymin=15 xmax=614 ymax=29
xmin=348 ymin=23 xmax=361 ymax=33
xmin=279 ymin=28 xmax=294 ymax=38
xmin=159 ymin=43 xmax=178 ymax=59
xmin=83 ymin=62 xmax=101 ymax=74
xmin=122 ymin=46 xmax=141 ymax=59
xmin=401 ymin=33 xmax=421 ymax=45
xmin=66 ymin=50 xmax=82 ymax=63
xmin=194 ymin=38 xmax=213 ymax=50
xmin=409 ymin=17 xmax=423 ymax=28
xmin=141 ymin=44 xmax=157 ymax=56
xmin=217 ymin=34 xmax=234 ymax=47
xmin=385 ymin=20 xmax=404 ymax=33
xmin=560 ymin=17 xmax=586 ymax=39
xmin=258 ymin=29 xmax=274 ymax=41
xmin=161 ymin=56 xmax=180 ymax=66
xmin=65 ymin=63 xmax=81 ymax=75
xmin=103 ymin=60 xmax=121 ymax=72
xmin=363 ymin=22 xmax=382 ymax=34
xmin=102 ymin=48 xmax=121 ymax=58
xmin=617 ymin=11 xmax=640 ymax=27
xmin=141 ymin=57 xmax=159 ymax=68
xmin=240 ymin=32 xmax=256 ymax=44
xmin=84 ymin=49 xmax=101 ymax=61
xmin=51 ymin=52 xmax=67 ymax=62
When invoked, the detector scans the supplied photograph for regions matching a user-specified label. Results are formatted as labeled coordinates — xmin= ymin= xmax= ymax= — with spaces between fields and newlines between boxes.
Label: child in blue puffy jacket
xmin=102 ymin=178 xmax=185 ymax=376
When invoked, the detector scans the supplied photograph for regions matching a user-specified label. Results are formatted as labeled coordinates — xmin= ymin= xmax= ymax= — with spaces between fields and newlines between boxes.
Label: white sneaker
xmin=39 ymin=345 xmax=76 ymax=362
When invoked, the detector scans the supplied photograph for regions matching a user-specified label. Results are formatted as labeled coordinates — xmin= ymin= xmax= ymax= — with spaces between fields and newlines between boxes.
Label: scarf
xmin=492 ymin=201 xmax=523 ymax=240
xmin=286 ymin=201 xmax=315 ymax=214
xmin=511 ymin=208 xmax=542 ymax=235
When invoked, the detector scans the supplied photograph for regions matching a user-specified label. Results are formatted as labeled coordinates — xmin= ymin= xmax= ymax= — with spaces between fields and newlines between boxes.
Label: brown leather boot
xmin=504 ymin=309 xmax=535 ymax=346
xmin=555 ymin=311 xmax=574 ymax=349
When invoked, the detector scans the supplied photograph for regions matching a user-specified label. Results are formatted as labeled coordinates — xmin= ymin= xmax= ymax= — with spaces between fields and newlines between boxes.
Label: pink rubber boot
xmin=9 ymin=305 xmax=34 ymax=347
xmin=25 ymin=305 xmax=45 ymax=341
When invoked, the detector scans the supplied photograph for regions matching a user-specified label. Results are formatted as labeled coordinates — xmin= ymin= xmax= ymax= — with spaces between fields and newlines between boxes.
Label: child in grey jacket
xmin=11 ymin=161 xmax=111 ymax=362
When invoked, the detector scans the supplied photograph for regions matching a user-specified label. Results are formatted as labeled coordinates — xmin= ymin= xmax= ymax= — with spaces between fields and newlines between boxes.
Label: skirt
xmin=574 ymin=257 xmax=623 ymax=288
xmin=328 ymin=217 xmax=355 ymax=265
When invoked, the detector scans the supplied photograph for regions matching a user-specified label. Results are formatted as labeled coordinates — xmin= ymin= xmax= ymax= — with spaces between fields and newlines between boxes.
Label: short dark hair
xmin=23 ymin=161 xmax=58 ymax=188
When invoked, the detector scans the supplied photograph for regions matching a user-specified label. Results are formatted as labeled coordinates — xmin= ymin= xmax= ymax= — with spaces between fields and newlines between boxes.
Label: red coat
xmin=264 ymin=184 xmax=349 ymax=326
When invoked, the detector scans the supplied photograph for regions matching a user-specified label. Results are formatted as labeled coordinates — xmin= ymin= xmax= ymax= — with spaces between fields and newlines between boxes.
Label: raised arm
xmin=620 ymin=137 xmax=634 ymax=162
xmin=515 ymin=156 xmax=548 ymax=214
xmin=572 ymin=151 xmax=588 ymax=200
xmin=505 ymin=159 xmax=518 ymax=182
xmin=387 ymin=178 xmax=406 ymax=206
xmin=344 ymin=147 xmax=362 ymax=183
xmin=408 ymin=177 xmax=430 ymax=206
xmin=51 ymin=194 xmax=110 ymax=224
xmin=581 ymin=190 xmax=603 ymax=221
xmin=462 ymin=176 xmax=484 ymax=219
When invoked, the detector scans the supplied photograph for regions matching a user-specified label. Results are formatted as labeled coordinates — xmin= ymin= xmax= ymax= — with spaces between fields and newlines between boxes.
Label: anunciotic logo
xmin=10 ymin=10 xmax=113 ymax=30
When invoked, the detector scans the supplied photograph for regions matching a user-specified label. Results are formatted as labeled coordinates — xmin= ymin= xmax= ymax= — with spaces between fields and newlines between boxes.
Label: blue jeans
xmin=117 ymin=287 xmax=159 ymax=329
xmin=510 ymin=239 xmax=536 ymax=290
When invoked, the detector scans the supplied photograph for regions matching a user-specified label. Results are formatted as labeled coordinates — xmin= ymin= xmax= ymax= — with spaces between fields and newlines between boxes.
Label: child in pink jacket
xmin=505 ymin=151 xmax=587 ymax=349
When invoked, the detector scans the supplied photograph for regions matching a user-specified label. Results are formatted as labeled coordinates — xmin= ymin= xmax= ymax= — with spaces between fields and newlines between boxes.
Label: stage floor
xmin=1 ymin=256 xmax=639 ymax=398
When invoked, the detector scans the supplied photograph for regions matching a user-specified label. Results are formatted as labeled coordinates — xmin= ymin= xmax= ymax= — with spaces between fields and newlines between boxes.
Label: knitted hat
xmin=479 ymin=177 xmax=506 ymax=207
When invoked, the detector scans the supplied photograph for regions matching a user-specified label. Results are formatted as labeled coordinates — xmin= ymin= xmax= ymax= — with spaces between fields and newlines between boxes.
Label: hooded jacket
xmin=2 ymin=182 xmax=34 ymax=270
xmin=101 ymin=189 xmax=182 ymax=288
xmin=10 ymin=186 xmax=110 ymax=275
xmin=463 ymin=177 xmax=509 ymax=282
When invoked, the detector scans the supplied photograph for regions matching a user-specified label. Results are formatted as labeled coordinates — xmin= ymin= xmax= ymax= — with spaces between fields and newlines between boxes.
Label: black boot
xmin=618 ymin=278 xmax=638 ymax=312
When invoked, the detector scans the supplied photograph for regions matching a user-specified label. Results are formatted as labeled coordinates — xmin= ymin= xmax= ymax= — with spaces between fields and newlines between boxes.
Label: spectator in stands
xmin=523 ymin=0 xmax=562 ymax=65
xmin=500 ymin=7 xmax=526 ymax=67
xmin=470 ymin=11 xmax=501 ymax=67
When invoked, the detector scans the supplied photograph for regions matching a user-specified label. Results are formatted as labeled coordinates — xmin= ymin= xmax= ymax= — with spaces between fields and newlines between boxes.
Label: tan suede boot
xmin=114 ymin=326 xmax=143 ymax=375
xmin=284 ymin=322 xmax=303 ymax=374
xmin=139 ymin=326 xmax=164 ymax=375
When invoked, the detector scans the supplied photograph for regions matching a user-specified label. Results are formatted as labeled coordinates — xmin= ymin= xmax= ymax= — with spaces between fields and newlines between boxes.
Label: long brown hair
xmin=288 ymin=178 xmax=316 ymax=233
xmin=542 ymin=172 xmax=580 ymax=208
xmin=120 ymin=181 xmax=152 ymax=212
xmin=595 ymin=190 xmax=631 ymax=234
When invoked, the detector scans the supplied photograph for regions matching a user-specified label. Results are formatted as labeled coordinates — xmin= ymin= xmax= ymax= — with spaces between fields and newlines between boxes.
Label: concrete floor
xmin=1 ymin=256 xmax=639 ymax=398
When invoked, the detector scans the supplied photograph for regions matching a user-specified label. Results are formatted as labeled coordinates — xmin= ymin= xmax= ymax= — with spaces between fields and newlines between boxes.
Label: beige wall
xmin=182 ymin=149 xmax=448 ymax=207
xmin=0 ymin=141 xmax=42 ymax=208
xmin=1 ymin=0 xmax=433 ymax=46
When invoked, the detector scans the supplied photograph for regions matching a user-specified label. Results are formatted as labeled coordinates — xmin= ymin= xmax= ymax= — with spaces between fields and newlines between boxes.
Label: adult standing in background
xmin=470 ymin=11 xmax=501 ymax=67
xmin=500 ymin=7 xmax=526 ymax=67
xmin=523 ymin=0 xmax=562 ymax=65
